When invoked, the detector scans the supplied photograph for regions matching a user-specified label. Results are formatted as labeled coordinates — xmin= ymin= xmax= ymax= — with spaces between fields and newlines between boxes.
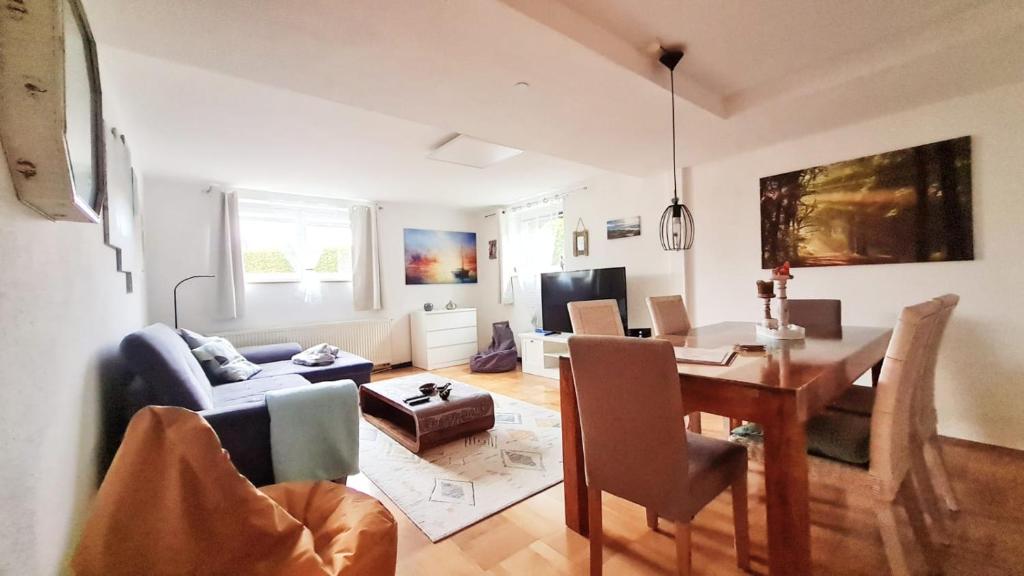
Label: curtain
xmin=351 ymin=204 xmax=382 ymax=311
xmin=498 ymin=209 xmax=514 ymax=304
xmin=216 ymin=190 xmax=245 ymax=318
xmin=501 ymin=197 xmax=564 ymax=329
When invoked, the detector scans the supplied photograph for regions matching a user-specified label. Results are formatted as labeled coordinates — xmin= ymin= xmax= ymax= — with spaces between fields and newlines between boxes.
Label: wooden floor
xmin=348 ymin=365 xmax=1024 ymax=575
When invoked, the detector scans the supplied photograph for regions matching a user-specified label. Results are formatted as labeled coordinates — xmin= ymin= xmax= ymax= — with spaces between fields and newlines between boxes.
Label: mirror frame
xmin=0 ymin=0 xmax=105 ymax=222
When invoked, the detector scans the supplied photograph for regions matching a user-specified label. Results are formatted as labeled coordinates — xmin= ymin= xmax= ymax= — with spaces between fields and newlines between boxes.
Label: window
xmin=500 ymin=196 xmax=564 ymax=307
xmin=238 ymin=191 xmax=353 ymax=283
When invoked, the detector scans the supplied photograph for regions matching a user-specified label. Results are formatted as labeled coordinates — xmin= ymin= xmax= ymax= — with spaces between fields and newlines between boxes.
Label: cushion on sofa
xmin=253 ymin=352 xmax=374 ymax=385
xmin=191 ymin=337 xmax=263 ymax=384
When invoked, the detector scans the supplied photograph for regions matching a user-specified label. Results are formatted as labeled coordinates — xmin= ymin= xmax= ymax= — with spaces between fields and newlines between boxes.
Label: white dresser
xmin=410 ymin=308 xmax=478 ymax=370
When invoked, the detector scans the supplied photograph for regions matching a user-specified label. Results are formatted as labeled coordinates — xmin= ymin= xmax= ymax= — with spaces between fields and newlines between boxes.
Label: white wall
xmin=476 ymin=171 xmax=686 ymax=344
xmin=0 ymin=160 xmax=147 ymax=573
xmin=685 ymin=81 xmax=1024 ymax=450
xmin=142 ymin=175 xmax=483 ymax=363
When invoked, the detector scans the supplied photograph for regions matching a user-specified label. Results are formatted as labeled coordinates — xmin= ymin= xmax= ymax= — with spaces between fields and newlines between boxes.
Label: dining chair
xmin=567 ymin=299 xmax=625 ymax=336
xmin=732 ymin=299 xmax=946 ymax=575
xmin=828 ymin=294 xmax=961 ymax=513
xmin=787 ymin=298 xmax=842 ymax=337
xmin=646 ymin=295 xmax=704 ymax=434
xmin=568 ymin=335 xmax=750 ymax=576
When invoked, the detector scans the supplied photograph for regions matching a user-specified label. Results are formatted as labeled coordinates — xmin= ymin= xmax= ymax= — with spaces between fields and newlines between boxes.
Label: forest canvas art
xmin=404 ymin=228 xmax=478 ymax=284
xmin=760 ymin=136 xmax=973 ymax=269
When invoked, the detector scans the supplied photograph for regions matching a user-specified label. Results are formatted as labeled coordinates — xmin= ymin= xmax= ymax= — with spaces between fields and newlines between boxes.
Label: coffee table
xmin=359 ymin=376 xmax=495 ymax=453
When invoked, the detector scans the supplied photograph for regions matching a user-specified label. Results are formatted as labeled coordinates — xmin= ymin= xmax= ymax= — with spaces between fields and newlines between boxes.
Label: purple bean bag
xmin=470 ymin=321 xmax=518 ymax=373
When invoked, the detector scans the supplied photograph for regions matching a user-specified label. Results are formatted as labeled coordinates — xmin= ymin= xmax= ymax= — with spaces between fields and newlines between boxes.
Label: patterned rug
xmin=358 ymin=373 xmax=564 ymax=541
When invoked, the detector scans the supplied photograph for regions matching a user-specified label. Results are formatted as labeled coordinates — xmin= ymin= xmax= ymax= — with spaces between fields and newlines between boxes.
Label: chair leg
xmin=675 ymin=521 xmax=692 ymax=576
xmin=911 ymin=448 xmax=951 ymax=546
xmin=731 ymin=473 xmax=751 ymax=571
xmin=646 ymin=507 xmax=659 ymax=530
xmin=589 ymin=486 xmax=603 ymax=576
xmin=923 ymin=436 xmax=959 ymax=512
xmin=900 ymin=479 xmax=944 ymax=575
xmin=876 ymin=501 xmax=913 ymax=576
xmin=687 ymin=411 xmax=702 ymax=434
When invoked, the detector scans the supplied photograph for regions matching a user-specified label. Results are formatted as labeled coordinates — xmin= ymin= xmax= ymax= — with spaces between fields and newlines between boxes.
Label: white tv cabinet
xmin=520 ymin=332 xmax=571 ymax=379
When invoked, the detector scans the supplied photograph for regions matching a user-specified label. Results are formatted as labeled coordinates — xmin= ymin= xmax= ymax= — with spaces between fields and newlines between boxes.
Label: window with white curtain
xmin=237 ymin=191 xmax=353 ymax=283
xmin=501 ymin=196 xmax=565 ymax=321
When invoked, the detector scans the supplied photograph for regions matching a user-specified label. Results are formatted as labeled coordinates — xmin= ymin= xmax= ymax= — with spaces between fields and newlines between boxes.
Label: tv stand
xmin=520 ymin=331 xmax=570 ymax=380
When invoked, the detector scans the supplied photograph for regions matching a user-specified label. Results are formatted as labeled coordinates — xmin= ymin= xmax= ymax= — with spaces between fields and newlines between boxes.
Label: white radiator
xmin=218 ymin=319 xmax=393 ymax=370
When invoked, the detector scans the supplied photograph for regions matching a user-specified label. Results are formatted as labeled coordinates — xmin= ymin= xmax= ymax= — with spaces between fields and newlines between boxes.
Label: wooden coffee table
xmin=359 ymin=377 xmax=495 ymax=453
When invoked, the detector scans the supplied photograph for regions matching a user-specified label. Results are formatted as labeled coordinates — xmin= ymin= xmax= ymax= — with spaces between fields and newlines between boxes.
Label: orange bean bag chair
xmin=73 ymin=406 xmax=397 ymax=575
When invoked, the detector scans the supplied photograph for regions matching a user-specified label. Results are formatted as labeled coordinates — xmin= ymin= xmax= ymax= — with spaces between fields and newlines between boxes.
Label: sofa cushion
xmin=120 ymin=323 xmax=214 ymax=411
xmin=252 ymin=352 xmax=373 ymax=385
xmin=211 ymin=374 xmax=311 ymax=407
xmin=191 ymin=337 xmax=263 ymax=383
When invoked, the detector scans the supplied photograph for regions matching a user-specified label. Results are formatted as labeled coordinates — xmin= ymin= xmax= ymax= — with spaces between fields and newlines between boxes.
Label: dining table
xmin=558 ymin=321 xmax=892 ymax=576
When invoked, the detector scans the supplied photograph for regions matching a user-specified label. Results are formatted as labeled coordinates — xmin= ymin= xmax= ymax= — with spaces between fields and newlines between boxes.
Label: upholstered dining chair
xmin=567 ymin=299 xmax=625 ymax=336
xmin=646 ymin=295 xmax=704 ymax=434
xmin=568 ymin=335 xmax=750 ymax=576
xmin=828 ymin=294 xmax=961 ymax=513
xmin=787 ymin=298 xmax=843 ymax=337
xmin=732 ymin=299 xmax=946 ymax=575
xmin=646 ymin=295 xmax=692 ymax=336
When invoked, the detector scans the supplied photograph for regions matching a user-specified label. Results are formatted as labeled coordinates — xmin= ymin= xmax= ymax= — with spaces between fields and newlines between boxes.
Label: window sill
xmin=245 ymin=278 xmax=353 ymax=285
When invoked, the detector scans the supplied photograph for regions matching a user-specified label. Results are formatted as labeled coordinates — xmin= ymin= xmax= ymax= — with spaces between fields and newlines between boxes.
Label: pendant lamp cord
xmin=670 ymin=66 xmax=678 ymax=202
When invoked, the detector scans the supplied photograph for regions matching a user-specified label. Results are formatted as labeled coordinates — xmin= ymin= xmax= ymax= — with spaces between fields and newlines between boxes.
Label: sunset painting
xmin=760 ymin=136 xmax=973 ymax=269
xmin=404 ymin=228 xmax=478 ymax=284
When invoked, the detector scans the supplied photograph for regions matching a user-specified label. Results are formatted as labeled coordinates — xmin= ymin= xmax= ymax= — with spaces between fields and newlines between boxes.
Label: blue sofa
xmin=120 ymin=323 xmax=373 ymax=486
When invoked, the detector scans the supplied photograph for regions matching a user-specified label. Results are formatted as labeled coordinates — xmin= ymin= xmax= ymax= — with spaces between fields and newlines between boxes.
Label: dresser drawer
xmin=427 ymin=326 xmax=477 ymax=348
xmin=427 ymin=342 xmax=478 ymax=366
xmin=424 ymin=310 xmax=476 ymax=332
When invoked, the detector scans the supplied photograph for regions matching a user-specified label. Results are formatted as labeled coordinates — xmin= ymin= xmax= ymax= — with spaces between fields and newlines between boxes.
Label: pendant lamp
xmin=658 ymin=48 xmax=695 ymax=251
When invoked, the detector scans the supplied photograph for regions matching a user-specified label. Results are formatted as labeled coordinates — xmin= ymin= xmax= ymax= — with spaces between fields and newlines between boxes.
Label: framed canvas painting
xmin=404 ymin=229 xmax=478 ymax=284
xmin=760 ymin=136 xmax=973 ymax=269
xmin=606 ymin=216 xmax=640 ymax=239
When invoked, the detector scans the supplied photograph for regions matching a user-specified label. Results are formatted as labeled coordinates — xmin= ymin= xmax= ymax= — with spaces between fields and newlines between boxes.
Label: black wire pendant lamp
xmin=658 ymin=48 xmax=695 ymax=251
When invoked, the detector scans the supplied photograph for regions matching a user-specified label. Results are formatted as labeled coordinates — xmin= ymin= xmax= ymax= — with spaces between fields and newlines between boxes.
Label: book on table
xmin=673 ymin=346 xmax=736 ymax=366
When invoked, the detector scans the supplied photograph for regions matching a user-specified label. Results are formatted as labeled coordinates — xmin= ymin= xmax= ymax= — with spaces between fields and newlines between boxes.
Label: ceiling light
xmin=658 ymin=47 xmax=695 ymax=251
xmin=427 ymin=134 xmax=523 ymax=169
xmin=513 ymin=81 xmax=530 ymax=90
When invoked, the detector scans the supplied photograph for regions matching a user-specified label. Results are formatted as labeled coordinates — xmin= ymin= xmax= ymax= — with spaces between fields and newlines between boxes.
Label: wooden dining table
xmin=558 ymin=321 xmax=892 ymax=576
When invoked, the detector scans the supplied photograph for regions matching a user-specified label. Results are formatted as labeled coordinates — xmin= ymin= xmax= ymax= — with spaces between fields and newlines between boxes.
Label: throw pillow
xmin=191 ymin=337 xmax=262 ymax=383
xmin=178 ymin=328 xmax=209 ymax=350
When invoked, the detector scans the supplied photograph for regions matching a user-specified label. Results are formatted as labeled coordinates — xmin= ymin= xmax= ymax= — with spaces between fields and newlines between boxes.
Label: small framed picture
xmin=488 ymin=239 xmax=497 ymax=260
xmin=573 ymin=229 xmax=589 ymax=256
xmin=607 ymin=216 xmax=641 ymax=239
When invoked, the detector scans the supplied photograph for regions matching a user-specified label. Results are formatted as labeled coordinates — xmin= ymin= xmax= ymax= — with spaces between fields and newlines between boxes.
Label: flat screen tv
xmin=540 ymin=267 xmax=627 ymax=333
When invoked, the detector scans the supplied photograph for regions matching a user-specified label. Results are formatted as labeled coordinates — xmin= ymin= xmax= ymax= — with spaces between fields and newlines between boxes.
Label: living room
xmin=2 ymin=1 xmax=1024 ymax=575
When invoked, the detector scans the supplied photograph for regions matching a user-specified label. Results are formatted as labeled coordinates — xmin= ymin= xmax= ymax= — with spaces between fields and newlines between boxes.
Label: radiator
xmin=218 ymin=319 xmax=393 ymax=370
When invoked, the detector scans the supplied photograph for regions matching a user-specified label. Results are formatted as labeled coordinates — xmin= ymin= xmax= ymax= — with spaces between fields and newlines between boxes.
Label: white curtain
xmin=216 ymin=190 xmax=245 ymax=318
xmin=500 ymin=197 xmax=564 ymax=329
xmin=498 ymin=209 xmax=514 ymax=304
xmin=351 ymin=204 xmax=382 ymax=311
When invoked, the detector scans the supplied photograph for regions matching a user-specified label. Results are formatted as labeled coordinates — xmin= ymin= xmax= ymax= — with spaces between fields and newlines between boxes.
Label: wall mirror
xmin=0 ymin=0 xmax=105 ymax=222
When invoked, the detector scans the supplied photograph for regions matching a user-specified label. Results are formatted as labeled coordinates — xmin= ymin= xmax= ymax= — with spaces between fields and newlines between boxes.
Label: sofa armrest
xmin=201 ymin=403 xmax=275 ymax=487
xmin=237 ymin=343 xmax=303 ymax=364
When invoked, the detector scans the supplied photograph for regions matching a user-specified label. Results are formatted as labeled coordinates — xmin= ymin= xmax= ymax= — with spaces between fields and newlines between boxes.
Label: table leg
xmin=871 ymin=358 xmax=883 ymax=386
xmin=559 ymin=356 xmax=588 ymax=535
xmin=762 ymin=401 xmax=812 ymax=576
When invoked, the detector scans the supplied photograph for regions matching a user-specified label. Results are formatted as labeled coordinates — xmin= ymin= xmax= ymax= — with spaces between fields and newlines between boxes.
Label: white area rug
xmin=358 ymin=373 xmax=564 ymax=542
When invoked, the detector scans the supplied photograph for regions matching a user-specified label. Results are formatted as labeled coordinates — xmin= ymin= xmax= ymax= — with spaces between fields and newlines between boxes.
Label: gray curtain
xmin=351 ymin=204 xmax=382 ymax=311
xmin=216 ymin=190 xmax=245 ymax=318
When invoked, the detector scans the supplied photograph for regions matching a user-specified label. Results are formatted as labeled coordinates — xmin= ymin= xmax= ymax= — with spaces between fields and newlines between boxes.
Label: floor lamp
xmin=173 ymin=274 xmax=215 ymax=329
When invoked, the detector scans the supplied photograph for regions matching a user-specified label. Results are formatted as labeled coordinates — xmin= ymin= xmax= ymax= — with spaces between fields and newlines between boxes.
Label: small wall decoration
xmin=606 ymin=216 xmax=641 ymax=240
xmin=404 ymin=228 xmax=478 ymax=284
xmin=572 ymin=217 xmax=589 ymax=256
xmin=760 ymin=136 xmax=973 ymax=269
xmin=488 ymin=240 xmax=497 ymax=260
xmin=103 ymin=126 xmax=137 ymax=293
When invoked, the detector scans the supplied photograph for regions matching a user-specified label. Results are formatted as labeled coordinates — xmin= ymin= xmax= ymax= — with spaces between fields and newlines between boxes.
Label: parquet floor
xmin=347 ymin=364 xmax=1024 ymax=575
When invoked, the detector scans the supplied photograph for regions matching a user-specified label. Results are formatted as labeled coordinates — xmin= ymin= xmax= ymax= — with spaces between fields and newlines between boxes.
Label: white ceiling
xmin=84 ymin=0 xmax=1024 ymax=206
